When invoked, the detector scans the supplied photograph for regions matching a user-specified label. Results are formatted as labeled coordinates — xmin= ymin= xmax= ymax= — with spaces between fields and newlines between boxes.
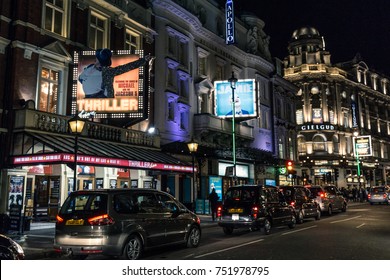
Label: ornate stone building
xmin=283 ymin=26 xmax=390 ymax=189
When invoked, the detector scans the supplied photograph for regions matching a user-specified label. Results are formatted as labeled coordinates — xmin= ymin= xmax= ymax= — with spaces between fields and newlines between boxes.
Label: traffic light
xmin=286 ymin=160 xmax=294 ymax=175
xmin=334 ymin=169 xmax=339 ymax=179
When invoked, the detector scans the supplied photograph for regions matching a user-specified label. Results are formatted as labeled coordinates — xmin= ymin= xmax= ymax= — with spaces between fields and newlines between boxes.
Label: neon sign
xmin=225 ymin=0 xmax=235 ymax=45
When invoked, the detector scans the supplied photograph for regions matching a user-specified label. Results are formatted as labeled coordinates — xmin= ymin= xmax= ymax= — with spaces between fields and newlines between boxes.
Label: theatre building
xmin=0 ymin=0 xmax=193 ymax=224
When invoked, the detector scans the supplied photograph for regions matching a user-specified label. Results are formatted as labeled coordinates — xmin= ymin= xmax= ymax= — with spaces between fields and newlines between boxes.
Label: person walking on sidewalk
xmin=208 ymin=188 xmax=219 ymax=221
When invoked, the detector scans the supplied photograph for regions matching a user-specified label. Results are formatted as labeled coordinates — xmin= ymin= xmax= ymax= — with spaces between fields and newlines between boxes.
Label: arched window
xmin=313 ymin=135 xmax=326 ymax=151
xmin=333 ymin=135 xmax=339 ymax=154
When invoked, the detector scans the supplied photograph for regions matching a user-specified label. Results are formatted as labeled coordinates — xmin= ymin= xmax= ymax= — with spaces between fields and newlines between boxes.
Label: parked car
xmin=306 ymin=185 xmax=347 ymax=215
xmin=368 ymin=186 xmax=389 ymax=205
xmin=218 ymin=185 xmax=296 ymax=235
xmin=54 ymin=189 xmax=201 ymax=260
xmin=278 ymin=185 xmax=321 ymax=223
xmin=0 ymin=234 xmax=25 ymax=260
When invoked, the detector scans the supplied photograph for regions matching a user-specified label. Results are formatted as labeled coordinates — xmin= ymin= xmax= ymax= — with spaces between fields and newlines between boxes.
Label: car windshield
xmin=60 ymin=193 xmax=107 ymax=216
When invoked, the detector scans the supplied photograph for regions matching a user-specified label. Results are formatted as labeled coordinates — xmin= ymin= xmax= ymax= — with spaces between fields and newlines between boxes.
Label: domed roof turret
xmin=291 ymin=26 xmax=321 ymax=40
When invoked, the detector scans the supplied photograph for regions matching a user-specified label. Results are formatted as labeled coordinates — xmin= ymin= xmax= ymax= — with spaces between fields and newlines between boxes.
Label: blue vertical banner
xmin=225 ymin=0 xmax=235 ymax=45
xmin=209 ymin=176 xmax=223 ymax=201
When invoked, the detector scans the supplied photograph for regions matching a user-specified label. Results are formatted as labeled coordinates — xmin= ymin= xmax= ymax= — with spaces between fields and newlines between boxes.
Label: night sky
xmin=229 ymin=0 xmax=390 ymax=75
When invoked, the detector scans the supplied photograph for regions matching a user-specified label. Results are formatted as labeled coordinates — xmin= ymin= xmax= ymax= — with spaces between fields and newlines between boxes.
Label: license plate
xmin=66 ymin=219 xmax=84 ymax=225
xmin=228 ymin=208 xmax=243 ymax=214
xmin=232 ymin=214 xmax=239 ymax=220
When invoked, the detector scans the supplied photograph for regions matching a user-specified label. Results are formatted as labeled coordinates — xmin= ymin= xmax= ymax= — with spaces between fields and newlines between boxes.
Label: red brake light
xmin=217 ymin=206 xmax=222 ymax=217
xmin=88 ymin=214 xmax=114 ymax=226
xmin=368 ymin=194 xmax=371 ymax=199
xmin=56 ymin=215 xmax=64 ymax=224
xmin=384 ymin=194 xmax=387 ymax=199
xmin=290 ymin=201 xmax=295 ymax=206
xmin=320 ymin=192 xmax=325 ymax=198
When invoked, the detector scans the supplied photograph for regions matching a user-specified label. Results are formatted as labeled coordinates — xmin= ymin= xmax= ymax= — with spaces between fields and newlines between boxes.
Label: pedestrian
xmin=208 ymin=188 xmax=219 ymax=221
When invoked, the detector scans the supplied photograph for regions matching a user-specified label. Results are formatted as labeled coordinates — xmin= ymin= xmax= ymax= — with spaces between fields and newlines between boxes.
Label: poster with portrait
xmin=8 ymin=176 xmax=25 ymax=231
xmin=73 ymin=50 xmax=147 ymax=118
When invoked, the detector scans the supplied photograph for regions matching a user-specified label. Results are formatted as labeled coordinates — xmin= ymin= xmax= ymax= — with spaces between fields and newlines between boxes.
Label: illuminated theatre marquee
xmin=299 ymin=123 xmax=335 ymax=131
xmin=12 ymin=153 xmax=194 ymax=173
xmin=73 ymin=50 xmax=146 ymax=117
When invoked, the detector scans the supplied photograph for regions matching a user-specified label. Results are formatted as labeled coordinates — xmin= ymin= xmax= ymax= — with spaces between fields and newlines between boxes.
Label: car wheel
xmin=187 ymin=226 xmax=201 ymax=248
xmin=223 ymin=227 xmax=234 ymax=235
xmin=123 ymin=234 xmax=143 ymax=260
xmin=315 ymin=207 xmax=321 ymax=220
xmin=288 ymin=214 xmax=296 ymax=229
xmin=327 ymin=205 xmax=333 ymax=216
xmin=297 ymin=210 xmax=304 ymax=224
xmin=264 ymin=218 xmax=272 ymax=235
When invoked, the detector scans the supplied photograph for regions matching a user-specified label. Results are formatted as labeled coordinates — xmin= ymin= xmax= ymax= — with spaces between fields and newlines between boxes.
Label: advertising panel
xmin=73 ymin=50 xmax=147 ymax=119
xmin=214 ymin=79 xmax=257 ymax=118
xmin=353 ymin=135 xmax=372 ymax=157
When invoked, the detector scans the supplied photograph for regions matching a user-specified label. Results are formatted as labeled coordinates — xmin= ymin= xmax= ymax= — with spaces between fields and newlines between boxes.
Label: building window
xmin=178 ymin=40 xmax=188 ymax=67
xmin=89 ymin=11 xmax=109 ymax=49
xmin=297 ymin=137 xmax=306 ymax=154
xmin=313 ymin=135 xmax=326 ymax=151
xmin=125 ymin=29 xmax=140 ymax=52
xmin=343 ymin=111 xmax=349 ymax=128
xmin=296 ymin=110 xmax=303 ymax=125
xmin=178 ymin=103 xmax=190 ymax=131
xmin=278 ymin=138 xmax=284 ymax=159
xmin=44 ymin=0 xmax=68 ymax=36
xmin=38 ymin=67 xmax=60 ymax=113
xmin=260 ymin=108 xmax=271 ymax=130
xmin=197 ymin=47 xmax=210 ymax=77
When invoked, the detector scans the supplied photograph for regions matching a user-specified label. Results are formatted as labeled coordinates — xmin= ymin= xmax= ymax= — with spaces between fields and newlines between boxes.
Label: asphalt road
xmin=14 ymin=202 xmax=390 ymax=260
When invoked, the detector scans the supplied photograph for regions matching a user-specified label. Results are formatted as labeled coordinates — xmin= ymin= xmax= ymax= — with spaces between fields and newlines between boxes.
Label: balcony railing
xmin=13 ymin=109 xmax=160 ymax=148
xmin=193 ymin=113 xmax=254 ymax=140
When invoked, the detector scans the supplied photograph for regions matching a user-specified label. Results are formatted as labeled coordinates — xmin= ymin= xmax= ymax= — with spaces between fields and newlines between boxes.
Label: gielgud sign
xmin=73 ymin=49 xmax=152 ymax=117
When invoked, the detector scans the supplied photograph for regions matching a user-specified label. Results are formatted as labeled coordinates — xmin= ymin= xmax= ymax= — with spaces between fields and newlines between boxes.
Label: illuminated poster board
xmin=353 ymin=135 xmax=372 ymax=157
xmin=73 ymin=50 xmax=147 ymax=119
xmin=214 ymin=79 xmax=257 ymax=118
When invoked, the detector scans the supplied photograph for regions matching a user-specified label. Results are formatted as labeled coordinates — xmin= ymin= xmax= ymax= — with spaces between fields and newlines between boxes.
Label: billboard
xmin=214 ymin=79 xmax=257 ymax=118
xmin=353 ymin=135 xmax=372 ymax=157
xmin=73 ymin=50 xmax=147 ymax=119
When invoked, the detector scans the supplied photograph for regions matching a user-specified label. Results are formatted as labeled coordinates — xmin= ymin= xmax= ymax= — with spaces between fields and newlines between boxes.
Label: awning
xmin=11 ymin=132 xmax=193 ymax=173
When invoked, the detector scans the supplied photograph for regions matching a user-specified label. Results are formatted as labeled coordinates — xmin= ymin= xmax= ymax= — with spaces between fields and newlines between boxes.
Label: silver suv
xmin=54 ymin=189 xmax=201 ymax=259
xmin=306 ymin=185 xmax=347 ymax=215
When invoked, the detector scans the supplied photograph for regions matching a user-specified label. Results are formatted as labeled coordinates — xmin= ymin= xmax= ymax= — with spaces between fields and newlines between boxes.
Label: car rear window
xmin=308 ymin=187 xmax=322 ymax=197
xmin=371 ymin=187 xmax=385 ymax=193
xmin=225 ymin=187 xmax=258 ymax=203
xmin=60 ymin=193 xmax=107 ymax=215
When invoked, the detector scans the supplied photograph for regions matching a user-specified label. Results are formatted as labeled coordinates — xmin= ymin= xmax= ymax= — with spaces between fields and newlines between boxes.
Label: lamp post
xmin=68 ymin=111 xmax=85 ymax=192
xmin=228 ymin=71 xmax=237 ymax=184
xmin=187 ymin=138 xmax=198 ymax=208
xmin=353 ymin=129 xmax=363 ymax=201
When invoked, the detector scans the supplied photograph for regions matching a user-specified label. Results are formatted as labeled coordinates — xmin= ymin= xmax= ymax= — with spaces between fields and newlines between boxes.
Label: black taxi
xmin=218 ymin=185 xmax=296 ymax=235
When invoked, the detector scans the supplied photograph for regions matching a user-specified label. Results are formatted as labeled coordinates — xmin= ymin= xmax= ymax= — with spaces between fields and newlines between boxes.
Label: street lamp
xmin=187 ymin=138 xmax=198 ymax=208
xmin=68 ymin=111 xmax=85 ymax=192
xmin=228 ymin=71 xmax=238 ymax=183
xmin=353 ymin=129 xmax=363 ymax=201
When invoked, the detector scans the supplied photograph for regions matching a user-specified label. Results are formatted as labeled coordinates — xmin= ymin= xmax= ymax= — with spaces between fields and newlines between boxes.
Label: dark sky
xmin=230 ymin=0 xmax=390 ymax=75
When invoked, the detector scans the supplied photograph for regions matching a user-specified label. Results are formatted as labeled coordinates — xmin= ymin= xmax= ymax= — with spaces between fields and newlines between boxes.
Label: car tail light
xmin=252 ymin=206 xmax=259 ymax=219
xmin=217 ymin=206 xmax=222 ymax=217
xmin=384 ymin=193 xmax=387 ymax=199
xmin=56 ymin=215 xmax=64 ymax=224
xmin=290 ymin=201 xmax=295 ymax=206
xmin=368 ymin=194 xmax=371 ymax=199
xmin=88 ymin=214 xmax=114 ymax=226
